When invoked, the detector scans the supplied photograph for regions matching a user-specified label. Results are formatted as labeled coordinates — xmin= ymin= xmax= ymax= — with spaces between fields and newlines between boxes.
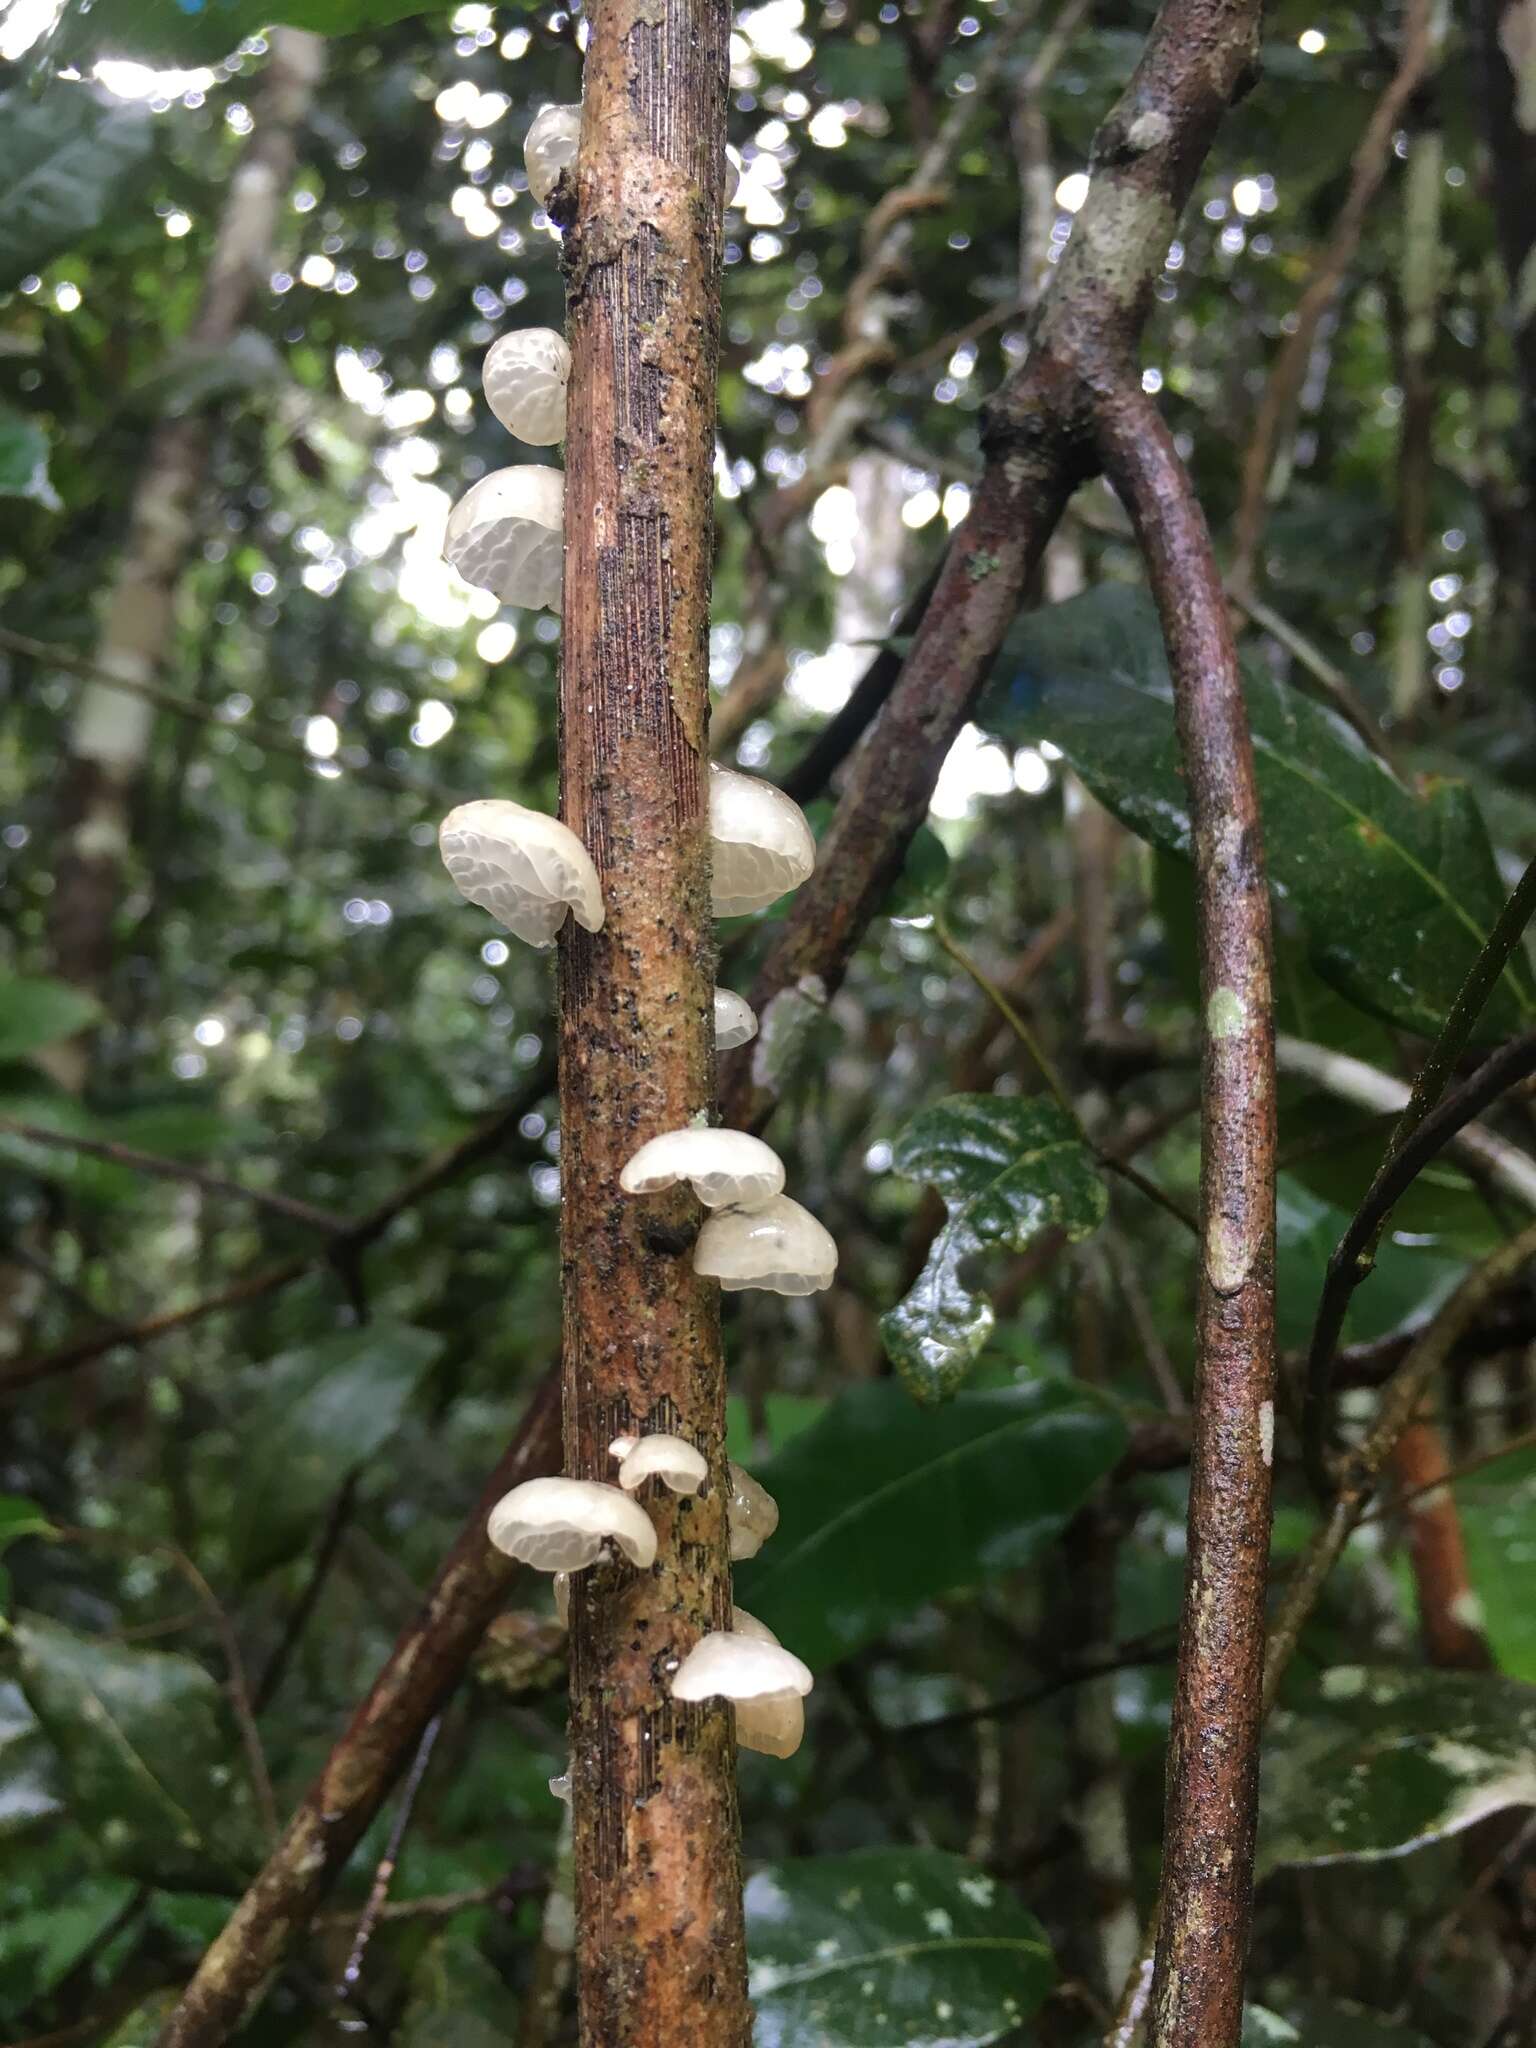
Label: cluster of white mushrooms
xmin=432 ymin=106 xmax=824 ymax=1767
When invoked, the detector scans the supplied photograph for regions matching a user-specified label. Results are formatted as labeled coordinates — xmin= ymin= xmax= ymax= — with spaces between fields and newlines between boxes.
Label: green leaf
xmin=883 ymin=822 xmax=951 ymax=919
xmin=0 ymin=404 xmax=59 ymax=510
xmin=0 ymin=976 xmax=103 ymax=1061
xmin=880 ymin=1093 xmax=1106 ymax=1399
xmin=733 ymin=1380 xmax=1126 ymax=1668
xmin=984 ymin=586 xmax=1533 ymax=1042
xmin=1441 ymin=1449 xmax=1536 ymax=1681
xmin=0 ymin=85 xmax=155 ymax=292
xmin=745 ymin=1848 xmax=1053 ymax=2048
xmin=8 ymin=1614 xmax=264 ymax=1889
xmin=0 ymin=1497 xmax=56 ymax=1554
xmin=397 ymin=1933 xmax=521 ymax=2046
xmin=228 ymin=1321 xmax=443 ymax=1578
xmin=48 ymin=0 xmax=464 ymax=68
xmin=0 ymin=1680 xmax=64 ymax=1841
xmin=1259 ymin=1666 xmax=1536 ymax=1872
xmin=1274 ymin=1176 xmax=1463 ymax=1355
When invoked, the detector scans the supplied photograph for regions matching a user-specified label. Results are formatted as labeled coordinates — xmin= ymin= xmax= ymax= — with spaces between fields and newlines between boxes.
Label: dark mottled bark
xmin=556 ymin=0 xmax=749 ymax=2040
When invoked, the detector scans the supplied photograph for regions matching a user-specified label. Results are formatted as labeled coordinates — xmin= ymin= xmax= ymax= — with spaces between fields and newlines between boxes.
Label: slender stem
xmin=337 ymin=1715 xmax=443 ymax=2000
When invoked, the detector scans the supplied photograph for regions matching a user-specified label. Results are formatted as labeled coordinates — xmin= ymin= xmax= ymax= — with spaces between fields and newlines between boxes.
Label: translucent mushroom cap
xmin=724 ymin=144 xmax=743 ymax=207
xmin=736 ymin=1690 xmax=805 ymax=1759
xmin=727 ymin=1462 xmax=780 ymax=1561
xmin=731 ymin=1604 xmax=779 ymax=1643
xmin=525 ymin=102 xmax=581 ymax=206
xmin=483 ymin=327 xmax=571 ymax=445
xmin=620 ymin=1127 xmax=784 ymax=1211
xmin=714 ymin=986 xmax=758 ymax=1050
xmin=695 ymin=1195 xmax=838 ymax=1296
xmin=709 ymin=766 xmax=816 ymax=917
xmin=670 ymin=1630 xmax=813 ymax=1703
xmin=612 ymin=1433 xmax=708 ymax=1497
xmin=444 ymin=463 xmax=564 ymax=610
xmin=439 ymin=799 xmax=604 ymax=947
xmin=487 ymin=1477 xmax=656 ymax=1571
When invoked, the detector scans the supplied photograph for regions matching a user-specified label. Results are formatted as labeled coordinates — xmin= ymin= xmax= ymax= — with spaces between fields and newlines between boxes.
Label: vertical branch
xmin=1389 ymin=1411 xmax=1496 ymax=1670
xmin=1094 ymin=390 xmax=1276 ymax=2048
xmin=557 ymin=0 xmax=749 ymax=2040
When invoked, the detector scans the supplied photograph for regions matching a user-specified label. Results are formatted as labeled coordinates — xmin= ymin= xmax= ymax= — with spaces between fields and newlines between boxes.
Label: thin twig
xmin=1228 ymin=587 xmax=1395 ymax=768
xmin=337 ymin=1716 xmax=444 ymax=2001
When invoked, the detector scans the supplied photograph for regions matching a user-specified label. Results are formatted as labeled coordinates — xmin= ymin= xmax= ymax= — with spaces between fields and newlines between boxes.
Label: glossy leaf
xmin=733 ymin=1380 xmax=1126 ymax=1669
xmin=1274 ymin=1176 xmax=1463 ymax=1355
xmin=881 ymin=1093 xmax=1106 ymax=1399
xmin=984 ymin=586 xmax=1533 ymax=1041
xmin=0 ymin=1497 xmax=56 ymax=1554
xmin=1441 ymin=1447 xmax=1536 ymax=1681
xmin=746 ymin=1848 xmax=1053 ymax=2048
xmin=1260 ymin=1666 xmax=1536 ymax=1871
xmin=227 ymin=1321 xmax=443 ymax=1578
xmin=8 ymin=1614 xmax=263 ymax=1888
xmin=0 ymin=976 xmax=102 ymax=1061
xmin=0 ymin=1680 xmax=64 ymax=1841
xmin=0 ymin=85 xmax=155 ymax=292
xmin=0 ymin=405 xmax=59 ymax=509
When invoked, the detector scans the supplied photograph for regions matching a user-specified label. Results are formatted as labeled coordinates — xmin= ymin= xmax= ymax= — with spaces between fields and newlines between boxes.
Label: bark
xmin=1477 ymin=0 xmax=1536 ymax=651
xmin=1389 ymin=67 xmax=1445 ymax=720
xmin=1390 ymin=1411 xmax=1496 ymax=1670
xmin=556 ymin=0 xmax=748 ymax=2039
xmin=48 ymin=29 xmax=323 ymax=1082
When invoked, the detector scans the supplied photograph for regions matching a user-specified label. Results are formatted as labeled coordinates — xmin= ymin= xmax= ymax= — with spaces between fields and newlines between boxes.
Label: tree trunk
xmin=48 ymin=28 xmax=323 ymax=1083
xmin=556 ymin=0 xmax=749 ymax=2040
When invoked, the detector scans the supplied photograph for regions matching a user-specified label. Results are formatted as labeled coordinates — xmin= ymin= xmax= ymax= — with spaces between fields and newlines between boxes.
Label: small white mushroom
xmin=724 ymin=144 xmax=743 ymax=207
xmin=549 ymin=1771 xmax=572 ymax=1803
xmin=714 ymin=986 xmax=758 ymax=1050
xmin=487 ymin=1477 xmax=656 ymax=1571
xmin=695 ymin=1195 xmax=838 ymax=1296
xmin=731 ymin=1604 xmax=779 ymax=1643
xmin=444 ymin=463 xmax=564 ymax=610
xmin=620 ymin=1127 xmax=784 ymax=1210
xmin=727 ymin=1462 xmax=780 ymax=1561
xmin=552 ymin=1571 xmax=571 ymax=1625
xmin=613 ymin=1433 xmax=708 ymax=1497
xmin=671 ymin=1630 xmax=813 ymax=1704
xmin=709 ymin=766 xmax=816 ymax=916
xmin=439 ymin=798 xmax=604 ymax=948
xmin=483 ymin=327 xmax=571 ymax=445
xmin=608 ymin=1434 xmax=639 ymax=1462
xmin=736 ymin=1690 xmax=805 ymax=1759
xmin=525 ymin=102 xmax=581 ymax=206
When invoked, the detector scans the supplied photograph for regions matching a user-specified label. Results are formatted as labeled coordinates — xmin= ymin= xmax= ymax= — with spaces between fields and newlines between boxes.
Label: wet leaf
xmin=0 ymin=85 xmax=155 ymax=292
xmin=881 ymin=1093 xmax=1106 ymax=1399
xmin=734 ymin=1380 xmax=1126 ymax=1668
xmin=746 ymin=1848 xmax=1053 ymax=2048
xmin=984 ymin=586 xmax=1533 ymax=1041
xmin=8 ymin=1614 xmax=263 ymax=1888
xmin=0 ymin=976 xmax=103 ymax=1061
xmin=0 ymin=1680 xmax=64 ymax=1841
xmin=0 ymin=405 xmax=59 ymax=509
xmin=1260 ymin=1666 xmax=1536 ymax=1871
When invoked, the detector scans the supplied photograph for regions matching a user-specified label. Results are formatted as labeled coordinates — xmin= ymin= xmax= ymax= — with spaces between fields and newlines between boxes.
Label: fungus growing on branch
xmin=709 ymin=765 xmax=816 ymax=916
xmin=695 ymin=1194 xmax=838 ymax=1296
xmin=713 ymin=986 xmax=758 ymax=1049
xmin=486 ymin=1477 xmax=657 ymax=1571
xmin=483 ymin=328 xmax=571 ymax=445
xmin=726 ymin=1461 xmax=780 ymax=1560
xmin=524 ymin=102 xmax=581 ymax=206
xmin=444 ymin=464 xmax=564 ymax=610
xmin=438 ymin=799 xmax=604 ymax=948
xmin=619 ymin=1127 xmax=784 ymax=1210
xmin=611 ymin=1433 xmax=708 ymax=1496
xmin=669 ymin=1629 xmax=813 ymax=1706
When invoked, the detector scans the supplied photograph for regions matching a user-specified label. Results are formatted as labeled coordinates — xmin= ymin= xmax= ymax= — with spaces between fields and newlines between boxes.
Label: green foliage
xmin=0 ymin=975 xmax=102 ymax=1060
xmin=0 ymin=404 xmax=58 ymax=508
xmin=880 ymin=1093 xmax=1106 ymax=1399
xmin=986 ymin=586 xmax=1533 ymax=1041
xmin=0 ymin=84 xmax=155 ymax=291
xmin=734 ymin=1380 xmax=1126 ymax=1669
xmin=47 ymin=0 xmax=462 ymax=68
xmin=745 ymin=1849 xmax=1053 ymax=2048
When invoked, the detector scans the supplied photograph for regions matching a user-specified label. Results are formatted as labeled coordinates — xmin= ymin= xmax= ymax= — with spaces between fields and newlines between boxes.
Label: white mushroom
xmin=709 ymin=766 xmax=816 ymax=916
xmin=736 ymin=1690 xmax=805 ymax=1759
xmin=727 ymin=1463 xmax=780 ymax=1561
xmin=552 ymin=1571 xmax=571 ymax=1625
xmin=695 ymin=1195 xmax=837 ymax=1296
xmin=714 ymin=986 xmax=758 ymax=1050
xmin=483 ymin=327 xmax=571 ymax=445
xmin=444 ymin=463 xmax=564 ymax=610
xmin=613 ymin=1433 xmax=708 ymax=1497
xmin=670 ymin=1630 xmax=813 ymax=1704
xmin=549 ymin=1770 xmax=572 ymax=1803
xmin=620 ymin=1127 xmax=784 ymax=1211
xmin=487 ymin=1477 xmax=656 ymax=1571
xmin=731 ymin=1604 xmax=779 ymax=1643
xmin=439 ymin=798 xmax=604 ymax=948
xmin=607 ymin=1434 xmax=639 ymax=1462
xmin=525 ymin=102 xmax=581 ymax=206
xmin=724 ymin=144 xmax=743 ymax=208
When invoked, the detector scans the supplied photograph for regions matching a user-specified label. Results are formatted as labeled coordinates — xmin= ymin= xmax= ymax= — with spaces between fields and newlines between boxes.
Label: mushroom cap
xmin=709 ymin=766 xmax=816 ymax=916
xmin=552 ymin=1571 xmax=571 ymax=1625
xmin=727 ymin=1462 xmax=780 ymax=1561
xmin=549 ymin=1770 xmax=572 ymax=1802
xmin=724 ymin=143 xmax=742 ymax=208
xmin=713 ymin=986 xmax=758 ymax=1050
xmin=736 ymin=1690 xmax=805 ymax=1759
xmin=444 ymin=463 xmax=564 ymax=610
xmin=619 ymin=1127 xmax=784 ymax=1211
xmin=670 ymin=1630 xmax=813 ymax=1703
xmin=695 ymin=1195 xmax=838 ymax=1296
xmin=483 ymin=327 xmax=571 ymax=445
xmin=439 ymin=798 xmax=603 ymax=947
xmin=525 ymin=101 xmax=581 ymax=206
xmin=613 ymin=1433 xmax=708 ymax=1497
xmin=731 ymin=1604 xmax=779 ymax=1644
xmin=487 ymin=1476 xmax=657 ymax=1571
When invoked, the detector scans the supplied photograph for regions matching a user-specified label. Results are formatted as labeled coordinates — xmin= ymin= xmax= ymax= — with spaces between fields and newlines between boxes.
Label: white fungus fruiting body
xmin=552 ymin=1572 xmax=571 ymax=1625
xmin=714 ymin=986 xmax=758 ymax=1050
xmin=695 ymin=1194 xmax=838 ymax=1296
xmin=483 ymin=327 xmax=571 ymax=444
xmin=549 ymin=1771 xmax=572 ymax=1803
xmin=444 ymin=463 xmax=564 ymax=610
xmin=727 ymin=1463 xmax=780 ymax=1561
xmin=731 ymin=1605 xmax=779 ymax=1643
xmin=724 ymin=144 xmax=743 ymax=207
xmin=487 ymin=1477 xmax=656 ymax=1571
xmin=619 ymin=1127 xmax=784 ymax=1211
xmin=439 ymin=799 xmax=604 ymax=948
xmin=671 ymin=1630 xmax=813 ymax=1703
xmin=613 ymin=1433 xmax=708 ymax=1497
xmin=525 ymin=102 xmax=581 ymax=205
xmin=736 ymin=1690 xmax=805 ymax=1759
xmin=709 ymin=766 xmax=816 ymax=916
